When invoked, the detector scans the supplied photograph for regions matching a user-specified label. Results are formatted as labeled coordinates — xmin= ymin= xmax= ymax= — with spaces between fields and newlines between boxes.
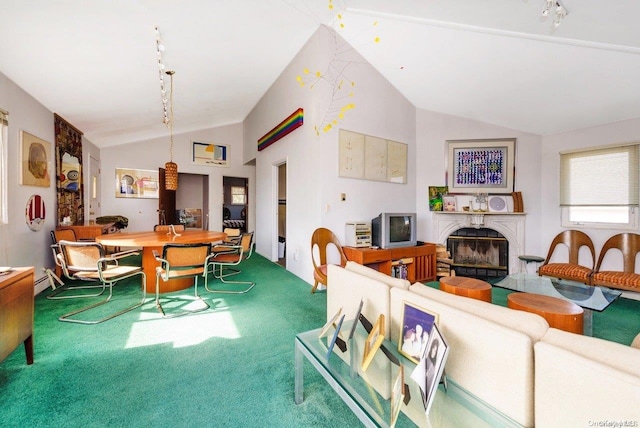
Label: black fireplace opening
xmin=446 ymin=227 xmax=508 ymax=280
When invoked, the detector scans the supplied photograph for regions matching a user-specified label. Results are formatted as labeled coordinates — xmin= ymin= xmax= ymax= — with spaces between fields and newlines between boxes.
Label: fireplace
xmin=447 ymin=228 xmax=508 ymax=280
xmin=432 ymin=212 xmax=526 ymax=276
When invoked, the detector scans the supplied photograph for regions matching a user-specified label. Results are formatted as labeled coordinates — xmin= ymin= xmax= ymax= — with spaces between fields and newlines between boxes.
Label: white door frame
xmin=272 ymin=158 xmax=287 ymax=262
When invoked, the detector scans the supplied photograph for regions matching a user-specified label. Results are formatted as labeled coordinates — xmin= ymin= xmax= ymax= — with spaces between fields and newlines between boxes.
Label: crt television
xmin=371 ymin=213 xmax=417 ymax=249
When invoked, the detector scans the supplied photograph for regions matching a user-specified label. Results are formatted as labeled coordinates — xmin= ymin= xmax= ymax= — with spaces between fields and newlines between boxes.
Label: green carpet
xmin=0 ymin=254 xmax=361 ymax=427
xmin=2 ymin=258 xmax=639 ymax=427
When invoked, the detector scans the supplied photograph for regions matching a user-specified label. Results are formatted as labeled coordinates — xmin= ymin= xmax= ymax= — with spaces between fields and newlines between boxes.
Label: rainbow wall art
xmin=257 ymin=108 xmax=303 ymax=151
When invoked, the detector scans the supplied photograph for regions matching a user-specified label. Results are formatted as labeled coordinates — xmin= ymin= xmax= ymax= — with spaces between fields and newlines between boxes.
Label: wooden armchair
xmin=591 ymin=233 xmax=640 ymax=292
xmin=311 ymin=227 xmax=347 ymax=294
xmin=538 ymin=230 xmax=596 ymax=284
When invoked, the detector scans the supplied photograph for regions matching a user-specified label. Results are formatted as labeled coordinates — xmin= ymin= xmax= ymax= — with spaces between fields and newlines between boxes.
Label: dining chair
xmin=153 ymin=242 xmax=212 ymax=317
xmin=154 ymin=224 xmax=185 ymax=232
xmin=310 ymin=227 xmax=347 ymax=294
xmin=55 ymin=240 xmax=146 ymax=324
xmin=205 ymin=232 xmax=255 ymax=294
xmin=222 ymin=227 xmax=242 ymax=245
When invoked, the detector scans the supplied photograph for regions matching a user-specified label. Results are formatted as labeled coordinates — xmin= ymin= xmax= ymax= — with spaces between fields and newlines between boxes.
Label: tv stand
xmin=343 ymin=243 xmax=436 ymax=283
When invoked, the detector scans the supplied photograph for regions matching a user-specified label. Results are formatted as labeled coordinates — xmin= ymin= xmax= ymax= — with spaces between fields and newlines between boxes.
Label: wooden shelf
xmin=343 ymin=243 xmax=436 ymax=283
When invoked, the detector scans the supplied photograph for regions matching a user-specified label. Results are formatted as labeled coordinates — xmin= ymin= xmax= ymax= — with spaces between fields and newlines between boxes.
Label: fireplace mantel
xmin=432 ymin=212 xmax=526 ymax=275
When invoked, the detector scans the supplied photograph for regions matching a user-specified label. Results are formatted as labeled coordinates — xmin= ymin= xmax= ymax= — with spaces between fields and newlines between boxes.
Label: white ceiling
xmin=1 ymin=1 xmax=639 ymax=148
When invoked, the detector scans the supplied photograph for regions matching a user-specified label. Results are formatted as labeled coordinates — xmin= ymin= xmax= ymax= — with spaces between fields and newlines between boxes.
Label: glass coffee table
xmin=295 ymin=320 xmax=521 ymax=427
xmin=494 ymin=273 xmax=622 ymax=335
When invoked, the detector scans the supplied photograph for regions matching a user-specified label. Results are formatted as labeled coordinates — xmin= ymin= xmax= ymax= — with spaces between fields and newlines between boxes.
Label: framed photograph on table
xmin=361 ymin=314 xmax=385 ymax=371
xmin=446 ymin=138 xmax=516 ymax=194
xmin=422 ymin=323 xmax=450 ymax=415
xmin=398 ymin=302 xmax=438 ymax=364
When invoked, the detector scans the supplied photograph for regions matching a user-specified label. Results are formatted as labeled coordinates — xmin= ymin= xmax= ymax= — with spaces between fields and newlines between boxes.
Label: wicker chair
xmin=538 ymin=230 xmax=596 ymax=284
xmin=591 ymin=233 xmax=640 ymax=292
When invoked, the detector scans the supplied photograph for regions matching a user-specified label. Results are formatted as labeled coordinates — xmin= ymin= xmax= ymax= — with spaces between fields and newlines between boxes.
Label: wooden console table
xmin=343 ymin=243 xmax=436 ymax=283
xmin=56 ymin=222 xmax=117 ymax=241
xmin=0 ymin=267 xmax=35 ymax=365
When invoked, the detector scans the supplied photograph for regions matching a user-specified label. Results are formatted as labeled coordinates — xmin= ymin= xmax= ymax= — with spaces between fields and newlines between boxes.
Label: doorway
xmin=223 ymin=176 xmax=248 ymax=233
xmin=276 ymin=162 xmax=287 ymax=267
xmin=158 ymin=171 xmax=209 ymax=228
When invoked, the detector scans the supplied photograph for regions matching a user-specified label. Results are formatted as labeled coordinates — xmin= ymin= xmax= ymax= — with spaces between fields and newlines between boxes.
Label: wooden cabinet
xmin=343 ymin=243 xmax=436 ymax=283
xmin=57 ymin=223 xmax=114 ymax=240
xmin=0 ymin=267 xmax=34 ymax=365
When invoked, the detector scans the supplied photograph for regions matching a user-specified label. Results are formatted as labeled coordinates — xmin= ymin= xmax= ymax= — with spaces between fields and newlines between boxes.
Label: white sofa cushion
xmin=409 ymin=283 xmax=549 ymax=343
xmin=541 ymin=328 xmax=640 ymax=377
xmin=535 ymin=329 xmax=640 ymax=427
xmin=345 ymin=261 xmax=410 ymax=290
xmin=390 ymin=287 xmax=536 ymax=427
xmin=327 ymin=264 xmax=392 ymax=335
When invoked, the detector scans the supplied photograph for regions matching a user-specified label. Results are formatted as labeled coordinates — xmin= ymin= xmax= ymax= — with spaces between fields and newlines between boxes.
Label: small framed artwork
xmin=192 ymin=141 xmax=229 ymax=167
xmin=398 ymin=302 xmax=438 ymax=364
xmin=20 ymin=131 xmax=51 ymax=187
xmin=347 ymin=298 xmax=364 ymax=340
xmin=319 ymin=307 xmax=342 ymax=339
xmin=326 ymin=314 xmax=346 ymax=360
xmin=446 ymin=138 xmax=516 ymax=194
xmin=115 ymin=168 xmax=159 ymax=199
xmin=423 ymin=323 xmax=450 ymax=415
xmin=361 ymin=314 xmax=385 ymax=371
xmin=443 ymin=195 xmax=457 ymax=212
xmin=428 ymin=186 xmax=447 ymax=211
xmin=390 ymin=365 xmax=405 ymax=428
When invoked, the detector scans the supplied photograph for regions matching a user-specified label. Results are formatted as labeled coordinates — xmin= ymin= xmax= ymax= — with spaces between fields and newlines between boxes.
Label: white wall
xmin=416 ymin=109 xmax=543 ymax=257
xmin=244 ymin=25 xmax=416 ymax=286
xmin=100 ymin=123 xmax=255 ymax=233
xmin=541 ymin=117 xmax=640 ymax=270
xmin=0 ymin=72 xmax=59 ymax=287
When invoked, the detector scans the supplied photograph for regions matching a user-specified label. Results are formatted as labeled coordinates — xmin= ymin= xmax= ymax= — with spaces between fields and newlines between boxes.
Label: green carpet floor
xmin=2 ymin=256 xmax=639 ymax=427
xmin=0 ymin=254 xmax=361 ymax=427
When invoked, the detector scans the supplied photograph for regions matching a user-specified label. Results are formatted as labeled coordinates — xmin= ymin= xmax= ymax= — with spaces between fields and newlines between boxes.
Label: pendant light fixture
xmin=164 ymin=70 xmax=178 ymax=190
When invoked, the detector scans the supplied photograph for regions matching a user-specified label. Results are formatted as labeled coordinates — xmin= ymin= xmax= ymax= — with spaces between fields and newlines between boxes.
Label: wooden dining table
xmin=96 ymin=230 xmax=226 ymax=293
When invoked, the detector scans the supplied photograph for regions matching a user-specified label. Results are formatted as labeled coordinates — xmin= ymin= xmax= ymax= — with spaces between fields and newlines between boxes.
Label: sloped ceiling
xmin=1 ymin=0 xmax=639 ymax=147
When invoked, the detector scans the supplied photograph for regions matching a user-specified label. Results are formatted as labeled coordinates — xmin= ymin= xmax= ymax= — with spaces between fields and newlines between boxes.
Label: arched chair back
xmin=538 ymin=230 xmax=596 ymax=283
xmin=311 ymin=227 xmax=347 ymax=294
xmin=591 ymin=233 xmax=640 ymax=292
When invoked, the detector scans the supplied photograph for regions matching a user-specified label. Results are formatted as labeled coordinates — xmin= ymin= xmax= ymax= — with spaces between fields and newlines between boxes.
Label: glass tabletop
xmin=494 ymin=273 xmax=622 ymax=312
xmin=295 ymin=320 xmax=520 ymax=427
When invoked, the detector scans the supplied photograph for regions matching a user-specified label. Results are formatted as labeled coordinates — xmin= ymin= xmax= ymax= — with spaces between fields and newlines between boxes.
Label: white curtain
xmin=0 ymin=108 xmax=8 ymax=224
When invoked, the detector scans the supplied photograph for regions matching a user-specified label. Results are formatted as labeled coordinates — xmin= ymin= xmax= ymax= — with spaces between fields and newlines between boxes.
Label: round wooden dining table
xmin=96 ymin=230 xmax=226 ymax=293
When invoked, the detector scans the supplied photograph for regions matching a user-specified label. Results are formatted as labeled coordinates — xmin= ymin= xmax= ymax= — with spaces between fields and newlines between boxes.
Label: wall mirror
xmin=54 ymin=114 xmax=84 ymax=225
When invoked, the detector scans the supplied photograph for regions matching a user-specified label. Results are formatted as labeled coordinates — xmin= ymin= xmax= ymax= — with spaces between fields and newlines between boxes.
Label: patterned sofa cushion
xmin=591 ymin=271 xmax=640 ymax=291
xmin=538 ymin=263 xmax=592 ymax=283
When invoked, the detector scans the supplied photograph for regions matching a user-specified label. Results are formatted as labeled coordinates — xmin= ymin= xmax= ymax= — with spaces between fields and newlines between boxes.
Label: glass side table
xmin=295 ymin=320 xmax=521 ymax=427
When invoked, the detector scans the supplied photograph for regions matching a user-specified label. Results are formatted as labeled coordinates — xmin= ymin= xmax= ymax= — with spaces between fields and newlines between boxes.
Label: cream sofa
xmin=328 ymin=261 xmax=548 ymax=427
xmin=534 ymin=328 xmax=640 ymax=427
xmin=327 ymin=261 xmax=640 ymax=427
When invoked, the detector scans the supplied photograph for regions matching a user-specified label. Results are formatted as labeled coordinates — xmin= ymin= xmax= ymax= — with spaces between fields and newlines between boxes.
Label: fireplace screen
xmin=447 ymin=228 xmax=508 ymax=279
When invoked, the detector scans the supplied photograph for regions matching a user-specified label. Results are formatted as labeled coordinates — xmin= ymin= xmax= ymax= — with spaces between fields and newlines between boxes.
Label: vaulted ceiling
xmin=1 ymin=1 xmax=639 ymax=148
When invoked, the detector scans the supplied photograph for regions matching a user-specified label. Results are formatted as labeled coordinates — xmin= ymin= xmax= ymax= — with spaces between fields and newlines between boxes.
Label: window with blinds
xmin=560 ymin=143 xmax=639 ymax=229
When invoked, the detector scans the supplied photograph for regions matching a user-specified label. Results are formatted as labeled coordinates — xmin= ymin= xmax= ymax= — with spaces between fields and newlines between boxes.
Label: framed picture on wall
xmin=446 ymin=138 xmax=516 ymax=194
xmin=20 ymin=130 xmax=51 ymax=187
xmin=192 ymin=140 xmax=229 ymax=167
xmin=115 ymin=168 xmax=159 ymax=199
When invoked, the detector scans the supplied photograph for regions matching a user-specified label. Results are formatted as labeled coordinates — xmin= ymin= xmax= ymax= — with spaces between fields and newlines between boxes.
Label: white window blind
xmin=560 ymin=144 xmax=639 ymax=207
xmin=0 ymin=109 xmax=8 ymax=224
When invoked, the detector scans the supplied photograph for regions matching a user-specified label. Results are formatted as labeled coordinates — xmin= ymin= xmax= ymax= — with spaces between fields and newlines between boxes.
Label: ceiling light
xmin=541 ymin=0 xmax=568 ymax=29
xmin=155 ymin=26 xmax=178 ymax=190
